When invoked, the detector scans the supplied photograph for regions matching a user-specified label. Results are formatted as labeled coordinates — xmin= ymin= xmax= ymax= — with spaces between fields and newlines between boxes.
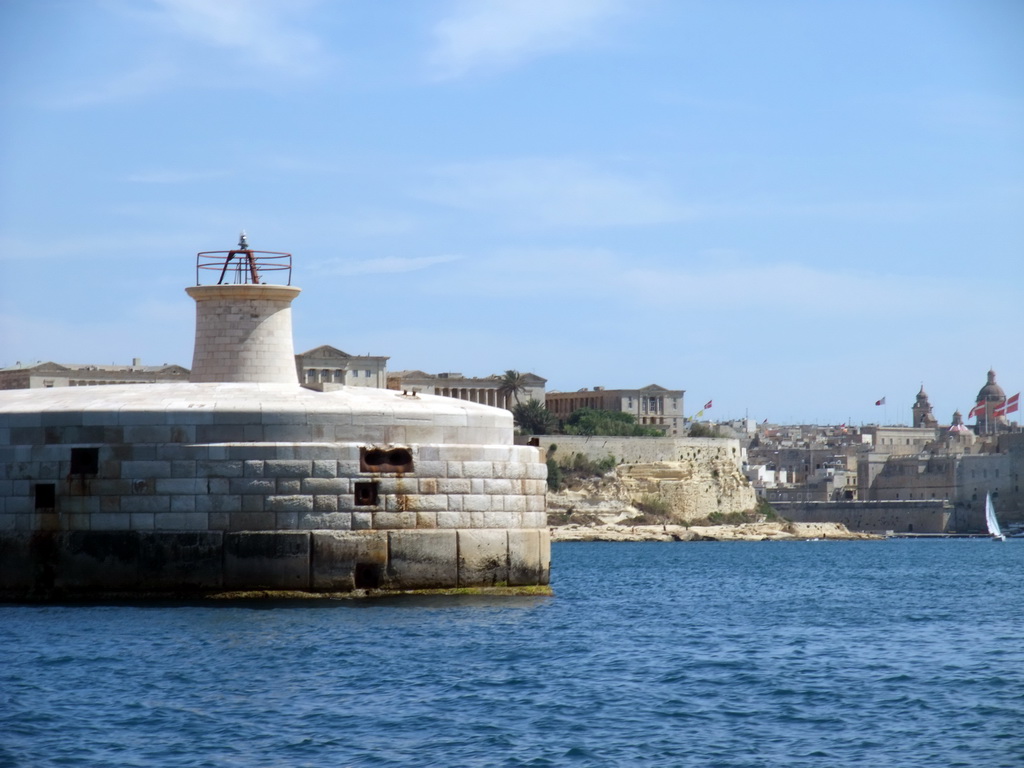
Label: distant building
xmin=974 ymin=369 xmax=1010 ymax=434
xmin=295 ymin=345 xmax=389 ymax=389
xmin=0 ymin=360 xmax=189 ymax=389
xmin=544 ymin=385 xmax=685 ymax=435
xmin=912 ymin=386 xmax=938 ymax=428
xmin=387 ymin=371 xmax=546 ymax=409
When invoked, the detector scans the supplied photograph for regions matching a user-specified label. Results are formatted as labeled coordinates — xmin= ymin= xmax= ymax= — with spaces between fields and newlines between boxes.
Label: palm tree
xmin=512 ymin=399 xmax=555 ymax=435
xmin=497 ymin=369 xmax=528 ymax=409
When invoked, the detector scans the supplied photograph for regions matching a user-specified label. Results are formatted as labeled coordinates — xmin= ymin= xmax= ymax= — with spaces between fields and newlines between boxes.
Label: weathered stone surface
xmin=457 ymin=529 xmax=508 ymax=587
xmin=508 ymin=529 xmax=547 ymax=586
xmin=547 ymin=458 xmax=756 ymax=525
xmin=0 ymin=533 xmax=34 ymax=590
xmin=136 ymin=532 xmax=223 ymax=590
xmin=223 ymin=531 xmax=310 ymax=590
xmin=54 ymin=531 xmax=140 ymax=591
xmin=311 ymin=531 xmax=387 ymax=591
xmin=386 ymin=530 xmax=458 ymax=589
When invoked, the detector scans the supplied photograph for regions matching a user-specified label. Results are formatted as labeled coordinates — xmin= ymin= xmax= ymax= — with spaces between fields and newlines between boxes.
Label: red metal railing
xmin=196 ymin=248 xmax=292 ymax=286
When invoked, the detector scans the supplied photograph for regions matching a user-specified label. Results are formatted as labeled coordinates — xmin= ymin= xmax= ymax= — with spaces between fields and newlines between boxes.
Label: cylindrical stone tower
xmin=187 ymin=234 xmax=299 ymax=384
xmin=186 ymin=284 xmax=301 ymax=384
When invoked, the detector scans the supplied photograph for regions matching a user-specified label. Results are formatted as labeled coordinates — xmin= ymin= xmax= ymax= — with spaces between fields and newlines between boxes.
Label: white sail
xmin=985 ymin=493 xmax=1005 ymax=540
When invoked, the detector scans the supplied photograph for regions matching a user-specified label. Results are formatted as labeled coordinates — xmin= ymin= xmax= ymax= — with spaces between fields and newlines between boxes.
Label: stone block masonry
xmin=0 ymin=439 xmax=545 ymax=534
xmin=0 ymin=255 xmax=549 ymax=599
xmin=0 ymin=383 xmax=550 ymax=598
xmin=186 ymin=285 xmax=302 ymax=384
xmin=0 ymin=529 xmax=550 ymax=598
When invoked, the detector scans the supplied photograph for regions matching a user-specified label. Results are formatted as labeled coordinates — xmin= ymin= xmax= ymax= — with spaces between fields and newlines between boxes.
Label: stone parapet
xmin=773 ymin=500 xmax=953 ymax=534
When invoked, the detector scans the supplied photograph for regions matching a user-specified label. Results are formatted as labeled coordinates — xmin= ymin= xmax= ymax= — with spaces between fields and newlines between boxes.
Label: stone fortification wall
xmin=773 ymin=500 xmax=953 ymax=534
xmin=1 ymin=442 xmax=546 ymax=534
xmin=534 ymin=436 xmax=745 ymax=469
xmin=614 ymin=460 xmax=757 ymax=523
xmin=0 ymin=528 xmax=549 ymax=598
xmin=538 ymin=436 xmax=756 ymax=523
xmin=0 ymin=384 xmax=549 ymax=598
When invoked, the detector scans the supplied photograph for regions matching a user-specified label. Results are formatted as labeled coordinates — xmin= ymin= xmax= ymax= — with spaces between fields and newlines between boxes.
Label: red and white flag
xmin=704 ymin=400 xmax=713 ymax=410
xmin=969 ymin=401 xmax=986 ymax=418
xmin=1005 ymin=393 xmax=1020 ymax=415
xmin=875 ymin=397 xmax=886 ymax=406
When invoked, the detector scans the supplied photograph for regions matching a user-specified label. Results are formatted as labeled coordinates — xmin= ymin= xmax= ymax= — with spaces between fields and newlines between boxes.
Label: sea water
xmin=2 ymin=540 xmax=1022 ymax=768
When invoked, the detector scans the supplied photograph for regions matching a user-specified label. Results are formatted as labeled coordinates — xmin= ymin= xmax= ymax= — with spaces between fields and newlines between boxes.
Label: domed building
xmin=974 ymin=369 xmax=1008 ymax=434
xmin=0 ymin=240 xmax=550 ymax=600
xmin=939 ymin=410 xmax=976 ymax=451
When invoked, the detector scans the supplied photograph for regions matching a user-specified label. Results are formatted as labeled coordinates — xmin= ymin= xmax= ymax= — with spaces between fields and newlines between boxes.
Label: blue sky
xmin=1 ymin=0 xmax=1022 ymax=426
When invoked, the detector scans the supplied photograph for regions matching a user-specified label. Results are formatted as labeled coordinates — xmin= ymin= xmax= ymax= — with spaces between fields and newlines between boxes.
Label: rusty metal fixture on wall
xmin=360 ymin=446 xmax=415 ymax=474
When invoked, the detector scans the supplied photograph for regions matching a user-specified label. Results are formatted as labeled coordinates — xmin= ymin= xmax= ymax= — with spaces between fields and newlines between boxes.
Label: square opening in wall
xmin=70 ymin=447 xmax=99 ymax=475
xmin=35 ymin=483 xmax=56 ymax=509
xmin=354 ymin=481 xmax=379 ymax=506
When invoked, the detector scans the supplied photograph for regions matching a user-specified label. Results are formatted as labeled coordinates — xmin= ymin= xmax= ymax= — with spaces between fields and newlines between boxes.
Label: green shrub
xmin=554 ymin=452 xmax=618 ymax=487
xmin=546 ymin=458 xmax=562 ymax=491
xmin=635 ymin=494 xmax=671 ymax=518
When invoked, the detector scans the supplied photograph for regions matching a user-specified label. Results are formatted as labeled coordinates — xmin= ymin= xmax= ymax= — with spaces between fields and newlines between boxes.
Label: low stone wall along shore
xmin=551 ymin=521 xmax=879 ymax=542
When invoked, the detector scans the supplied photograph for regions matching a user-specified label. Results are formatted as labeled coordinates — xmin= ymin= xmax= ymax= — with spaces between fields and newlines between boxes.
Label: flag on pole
xmin=875 ymin=397 xmax=886 ymax=406
xmin=969 ymin=401 xmax=986 ymax=419
xmin=695 ymin=409 xmax=705 ymax=419
xmin=994 ymin=402 xmax=1007 ymax=418
xmin=704 ymin=400 xmax=713 ymax=410
xmin=1005 ymin=393 xmax=1020 ymax=415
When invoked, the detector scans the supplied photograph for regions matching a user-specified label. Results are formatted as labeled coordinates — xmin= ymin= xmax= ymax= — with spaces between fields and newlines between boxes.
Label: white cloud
xmin=43 ymin=60 xmax=178 ymax=109
xmin=149 ymin=0 xmax=327 ymax=77
xmin=416 ymin=158 xmax=693 ymax=227
xmin=46 ymin=0 xmax=328 ymax=107
xmin=312 ymin=254 xmax=464 ymax=276
xmin=125 ymin=169 xmax=233 ymax=184
xmin=427 ymin=0 xmax=627 ymax=79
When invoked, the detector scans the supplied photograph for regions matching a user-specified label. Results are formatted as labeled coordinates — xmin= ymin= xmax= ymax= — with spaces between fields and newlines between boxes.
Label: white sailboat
xmin=984 ymin=493 xmax=1006 ymax=541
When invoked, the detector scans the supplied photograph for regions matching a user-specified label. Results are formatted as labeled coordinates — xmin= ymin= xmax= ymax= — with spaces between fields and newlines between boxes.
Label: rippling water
xmin=2 ymin=540 xmax=1023 ymax=767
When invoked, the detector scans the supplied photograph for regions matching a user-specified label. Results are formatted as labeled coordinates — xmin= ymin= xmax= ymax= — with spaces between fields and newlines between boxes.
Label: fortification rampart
xmin=773 ymin=500 xmax=953 ymax=534
xmin=532 ymin=436 xmax=745 ymax=469
xmin=535 ymin=436 xmax=756 ymax=522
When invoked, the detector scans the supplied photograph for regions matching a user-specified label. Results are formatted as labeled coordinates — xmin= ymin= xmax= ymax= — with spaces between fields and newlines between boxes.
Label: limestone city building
xmin=387 ymin=370 xmax=547 ymax=410
xmin=749 ymin=370 xmax=1022 ymax=533
xmin=295 ymin=345 xmax=389 ymax=389
xmin=0 ymin=360 xmax=189 ymax=390
xmin=544 ymin=385 xmax=685 ymax=435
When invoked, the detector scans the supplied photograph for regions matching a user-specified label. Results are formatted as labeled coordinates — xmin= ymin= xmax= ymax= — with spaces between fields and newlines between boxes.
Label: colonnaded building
xmin=545 ymin=385 xmax=686 ymax=435
xmin=387 ymin=370 xmax=547 ymax=409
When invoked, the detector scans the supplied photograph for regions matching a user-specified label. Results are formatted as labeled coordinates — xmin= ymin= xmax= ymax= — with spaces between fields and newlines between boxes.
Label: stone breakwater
xmin=551 ymin=521 xmax=879 ymax=542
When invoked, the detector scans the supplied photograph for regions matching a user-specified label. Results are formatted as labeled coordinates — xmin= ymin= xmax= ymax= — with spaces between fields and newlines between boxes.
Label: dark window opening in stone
xmin=354 ymin=562 xmax=382 ymax=589
xmin=70 ymin=447 xmax=99 ymax=475
xmin=354 ymin=481 xmax=379 ymax=506
xmin=35 ymin=483 xmax=56 ymax=509
xmin=360 ymin=447 xmax=414 ymax=473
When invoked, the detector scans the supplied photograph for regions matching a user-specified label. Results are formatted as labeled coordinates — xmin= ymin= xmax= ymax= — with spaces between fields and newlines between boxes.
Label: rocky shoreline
xmin=550 ymin=521 xmax=880 ymax=542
